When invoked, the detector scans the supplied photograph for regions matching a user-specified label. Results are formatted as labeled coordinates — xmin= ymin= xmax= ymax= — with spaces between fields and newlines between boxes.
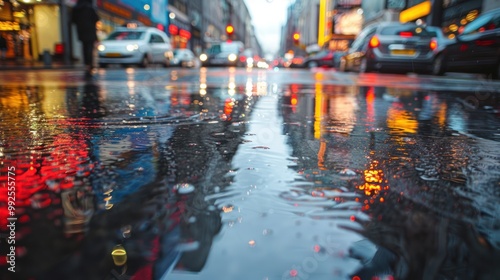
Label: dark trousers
xmin=81 ymin=41 xmax=95 ymax=69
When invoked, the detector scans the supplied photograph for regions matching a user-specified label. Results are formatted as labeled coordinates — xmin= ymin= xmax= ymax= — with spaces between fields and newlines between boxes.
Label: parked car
xmin=432 ymin=7 xmax=500 ymax=78
xmin=199 ymin=41 xmax=245 ymax=67
xmin=97 ymin=27 xmax=173 ymax=68
xmin=288 ymin=56 xmax=305 ymax=68
xmin=339 ymin=22 xmax=440 ymax=74
xmin=172 ymin=48 xmax=197 ymax=68
xmin=302 ymin=50 xmax=336 ymax=68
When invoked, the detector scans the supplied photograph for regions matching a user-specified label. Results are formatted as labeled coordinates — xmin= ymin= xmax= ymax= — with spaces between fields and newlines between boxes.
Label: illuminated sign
xmin=102 ymin=2 xmax=133 ymax=19
xmin=400 ymin=0 xmax=431 ymax=23
xmin=0 ymin=21 xmax=21 ymax=31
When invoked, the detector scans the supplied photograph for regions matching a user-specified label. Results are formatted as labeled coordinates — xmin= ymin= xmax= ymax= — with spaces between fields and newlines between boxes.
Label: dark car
xmin=432 ymin=8 xmax=500 ymax=78
xmin=302 ymin=50 xmax=336 ymax=68
xmin=339 ymin=22 xmax=440 ymax=73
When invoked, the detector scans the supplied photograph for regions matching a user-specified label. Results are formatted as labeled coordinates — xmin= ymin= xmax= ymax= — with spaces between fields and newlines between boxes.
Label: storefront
xmin=167 ymin=4 xmax=191 ymax=49
xmin=0 ymin=0 xmax=61 ymax=61
xmin=96 ymin=0 xmax=153 ymax=34
xmin=400 ymin=0 xmax=482 ymax=38
xmin=330 ymin=0 xmax=362 ymax=52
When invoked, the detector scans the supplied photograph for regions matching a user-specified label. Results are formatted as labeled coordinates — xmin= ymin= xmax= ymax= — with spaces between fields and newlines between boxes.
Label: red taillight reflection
xmin=369 ymin=36 xmax=380 ymax=48
xmin=429 ymin=39 xmax=438 ymax=51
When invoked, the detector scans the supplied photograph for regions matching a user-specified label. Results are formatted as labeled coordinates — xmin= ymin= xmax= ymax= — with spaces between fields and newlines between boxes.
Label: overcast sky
xmin=244 ymin=0 xmax=293 ymax=56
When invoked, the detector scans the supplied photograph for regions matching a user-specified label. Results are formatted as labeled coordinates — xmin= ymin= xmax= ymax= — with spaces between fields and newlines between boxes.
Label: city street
xmin=1 ymin=67 xmax=500 ymax=280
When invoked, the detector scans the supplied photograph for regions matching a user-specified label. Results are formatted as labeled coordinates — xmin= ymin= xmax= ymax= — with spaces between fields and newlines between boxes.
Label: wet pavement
xmin=1 ymin=67 xmax=500 ymax=280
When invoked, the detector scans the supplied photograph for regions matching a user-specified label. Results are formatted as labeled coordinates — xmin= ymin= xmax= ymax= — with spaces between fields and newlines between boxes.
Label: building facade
xmin=1 ymin=0 xmax=261 ymax=64
xmin=187 ymin=0 xmax=203 ymax=54
xmin=0 ymin=0 xmax=63 ymax=61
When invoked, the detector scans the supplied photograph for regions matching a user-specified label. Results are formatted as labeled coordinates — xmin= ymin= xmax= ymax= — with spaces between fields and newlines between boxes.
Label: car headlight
xmin=126 ymin=44 xmax=139 ymax=52
xmin=97 ymin=44 xmax=105 ymax=52
xmin=164 ymin=51 xmax=173 ymax=59
xmin=228 ymin=53 xmax=237 ymax=62
xmin=200 ymin=53 xmax=208 ymax=62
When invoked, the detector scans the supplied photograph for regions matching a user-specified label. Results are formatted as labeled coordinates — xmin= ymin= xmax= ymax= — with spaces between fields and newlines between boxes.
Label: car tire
xmin=140 ymin=55 xmax=150 ymax=68
xmin=308 ymin=61 xmax=318 ymax=68
xmin=432 ymin=54 xmax=445 ymax=76
xmin=359 ymin=57 xmax=371 ymax=73
xmin=163 ymin=59 xmax=171 ymax=68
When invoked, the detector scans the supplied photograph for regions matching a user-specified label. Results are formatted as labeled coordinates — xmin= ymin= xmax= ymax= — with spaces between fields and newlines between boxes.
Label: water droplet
xmin=262 ymin=229 xmax=273 ymax=236
xmin=339 ymin=169 xmax=356 ymax=176
xmin=111 ymin=245 xmax=127 ymax=266
xmin=121 ymin=225 xmax=132 ymax=238
xmin=311 ymin=190 xmax=325 ymax=197
xmin=174 ymin=183 xmax=195 ymax=194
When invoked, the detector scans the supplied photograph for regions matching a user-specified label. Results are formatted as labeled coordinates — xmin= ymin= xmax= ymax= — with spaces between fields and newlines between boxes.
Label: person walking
xmin=0 ymin=32 xmax=7 ymax=60
xmin=71 ymin=0 xmax=99 ymax=78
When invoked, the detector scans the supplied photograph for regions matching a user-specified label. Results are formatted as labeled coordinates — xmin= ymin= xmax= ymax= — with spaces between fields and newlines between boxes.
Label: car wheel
xmin=359 ymin=57 xmax=370 ymax=73
xmin=163 ymin=58 xmax=171 ymax=68
xmin=308 ymin=61 xmax=318 ymax=68
xmin=432 ymin=54 xmax=445 ymax=76
xmin=140 ymin=55 xmax=150 ymax=68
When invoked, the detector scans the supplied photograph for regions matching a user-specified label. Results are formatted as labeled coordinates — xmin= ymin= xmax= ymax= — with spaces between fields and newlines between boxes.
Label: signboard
xmin=151 ymin=0 xmax=167 ymax=25
xmin=0 ymin=21 xmax=20 ymax=31
xmin=400 ymin=0 xmax=431 ymax=23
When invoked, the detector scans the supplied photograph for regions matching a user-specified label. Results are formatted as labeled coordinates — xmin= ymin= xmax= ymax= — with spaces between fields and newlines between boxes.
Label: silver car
xmin=97 ymin=27 xmax=174 ymax=68
xmin=340 ymin=23 xmax=440 ymax=74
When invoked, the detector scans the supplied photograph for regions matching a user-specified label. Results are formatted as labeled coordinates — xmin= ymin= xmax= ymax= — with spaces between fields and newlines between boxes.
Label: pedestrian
xmin=0 ymin=32 xmax=7 ymax=60
xmin=71 ymin=0 xmax=100 ymax=78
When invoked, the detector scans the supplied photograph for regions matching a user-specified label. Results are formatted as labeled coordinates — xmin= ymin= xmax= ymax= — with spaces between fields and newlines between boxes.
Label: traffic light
xmin=293 ymin=32 xmax=300 ymax=45
xmin=226 ymin=24 xmax=234 ymax=36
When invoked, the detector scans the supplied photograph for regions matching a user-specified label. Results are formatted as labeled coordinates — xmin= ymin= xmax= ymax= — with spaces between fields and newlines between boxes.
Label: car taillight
xmin=369 ymin=36 xmax=380 ymax=48
xmin=429 ymin=38 xmax=438 ymax=51
xmin=399 ymin=31 xmax=413 ymax=38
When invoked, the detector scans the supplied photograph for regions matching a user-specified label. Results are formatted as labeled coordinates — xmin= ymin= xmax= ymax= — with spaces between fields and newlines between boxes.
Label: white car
xmin=172 ymin=49 xmax=197 ymax=67
xmin=97 ymin=27 xmax=173 ymax=68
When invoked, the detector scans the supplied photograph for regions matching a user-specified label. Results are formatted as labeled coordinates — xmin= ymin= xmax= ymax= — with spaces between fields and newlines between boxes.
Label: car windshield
xmin=206 ymin=43 xmax=241 ymax=55
xmin=462 ymin=14 xmax=494 ymax=34
xmin=221 ymin=43 xmax=240 ymax=53
xmin=106 ymin=31 xmax=145 ymax=40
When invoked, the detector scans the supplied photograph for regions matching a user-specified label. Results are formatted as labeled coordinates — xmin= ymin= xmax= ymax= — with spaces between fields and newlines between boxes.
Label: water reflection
xmin=1 ymin=77 xmax=500 ymax=279
xmin=0 ymin=80 xmax=258 ymax=279
xmin=281 ymin=84 xmax=500 ymax=279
